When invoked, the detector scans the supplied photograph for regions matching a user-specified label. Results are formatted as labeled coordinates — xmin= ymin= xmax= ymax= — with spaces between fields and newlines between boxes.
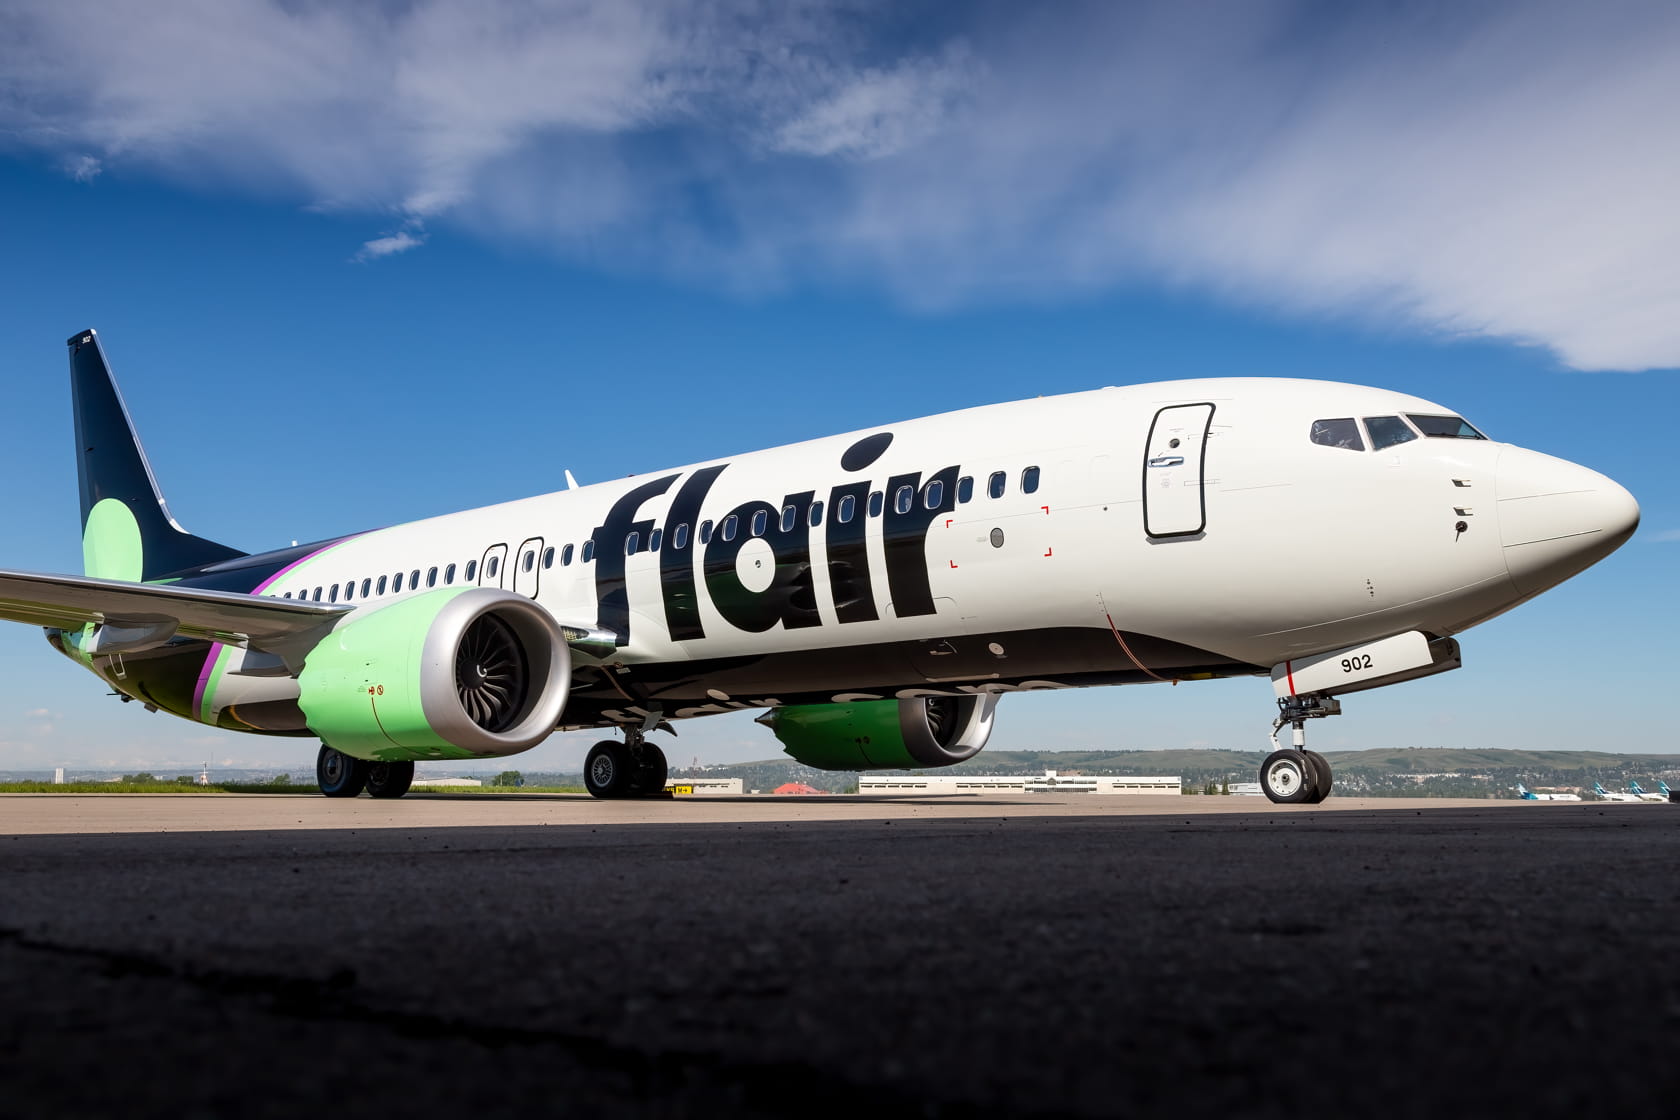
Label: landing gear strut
xmin=1261 ymin=695 xmax=1341 ymax=805
xmin=584 ymin=728 xmax=669 ymax=800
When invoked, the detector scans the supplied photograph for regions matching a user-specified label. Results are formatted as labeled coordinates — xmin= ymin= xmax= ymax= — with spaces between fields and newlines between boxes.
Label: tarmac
xmin=2 ymin=792 xmax=1677 ymax=1118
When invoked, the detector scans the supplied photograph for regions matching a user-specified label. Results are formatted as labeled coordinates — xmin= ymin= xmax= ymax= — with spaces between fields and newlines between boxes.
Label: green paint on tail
xmin=83 ymin=498 xmax=144 ymax=582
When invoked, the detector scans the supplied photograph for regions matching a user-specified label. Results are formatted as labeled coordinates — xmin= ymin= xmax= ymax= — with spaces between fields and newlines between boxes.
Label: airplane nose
xmin=1497 ymin=446 xmax=1640 ymax=597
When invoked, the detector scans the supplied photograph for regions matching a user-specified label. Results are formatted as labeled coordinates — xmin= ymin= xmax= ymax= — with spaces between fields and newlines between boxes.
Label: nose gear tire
xmin=1260 ymin=749 xmax=1316 ymax=804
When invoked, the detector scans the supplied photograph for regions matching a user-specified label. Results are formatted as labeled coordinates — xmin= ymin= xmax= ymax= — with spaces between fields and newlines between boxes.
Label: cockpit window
xmin=1310 ymin=418 xmax=1364 ymax=451
xmin=1407 ymin=414 xmax=1486 ymax=440
xmin=1364 ymin=415 xmax=1417 ymax=451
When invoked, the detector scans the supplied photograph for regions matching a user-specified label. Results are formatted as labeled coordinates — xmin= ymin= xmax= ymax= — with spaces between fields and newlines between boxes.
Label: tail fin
xmin=68 ymin=330 xmax=245 ymax=582
xmin=1515 ymin=783 xmax=1531 ymax=798
xmin=1629 ymin=781 xmax=1645 ymax=795
xmin=1593 ymin=781 xmax=1608 ymax=795
xmin=1661 ymin=781 xmax=1671 ymax=795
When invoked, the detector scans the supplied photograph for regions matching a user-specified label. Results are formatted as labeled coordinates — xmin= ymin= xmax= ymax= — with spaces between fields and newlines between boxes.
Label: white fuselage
xmin=185 ymin=377 xmax=1636 ymax=730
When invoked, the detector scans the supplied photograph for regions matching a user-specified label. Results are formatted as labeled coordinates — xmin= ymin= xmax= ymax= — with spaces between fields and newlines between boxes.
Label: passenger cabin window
xmin=751 ymin=510 xmax=768 ymax=537
xmin=837 ymin=495 xmax=855 ymax=524
xmin=894 ymin=485 xmax=914 ymax=515
xmin=625 ymin=533 xmax=639 ymax=556
xmin=377 ymin=576 xmax=388 ymax=596
xmin=780 ymin=505 xmax=797 ymax=532
xmin=314 ymin=587 xmax=323 ymax=602
xmin=486 ymin=556 xmax=500 ymax=579
xmin=1310 ymin=418 xmax=1364 ymax=451
xmin=988 ymin=471 xmax=1006 ymax=499
xmin=1364 ymin=415 xmax=1418 ymax=451
xmin=672 ymin=524 xmax=689 ymax=551
xmin=361 ymin=578 xmax=372 ymax=598
xmin=522 ymin=550 xmax=535 ymax=572
xmin=808 ymin=501 xmax=824 ymax=527
xmin=342 ymin=582 xmax=353 ymax=602
xmin=561 ymin=543 xmax=575 ymax=565
xmin=543 ymin=546 xmax=555 ymax=568
xmin=1407 ymin=414 xmax=1487 ymax=440
xmin=923 ymin=480 xmax=944 ymax=509
xmin=329 ymin=584 xmax=339 ymax=603
xmin=410 ymin=570 xmax=421 ymax=590
xmin=868 ymin=491 xmax=884 ymax=518
xmin=722 ymin=515 xmax=738 ymax=542
xmin=426 ymin=566 xmax=438 ymax=588
xmin=647 ymin=529 xmax=661 ymax=553
xmin=581 ymin=540 xmax=595 ymax=562
xmin=465 ymin=560 xmax=477 ymax=582
xmin=957 ymin=476 xmax=974 ymax=504
xmin=699 ymin=520 xmax=714 ymax=545
xmin=1021 ymin=467 xmax=1040 ymax=495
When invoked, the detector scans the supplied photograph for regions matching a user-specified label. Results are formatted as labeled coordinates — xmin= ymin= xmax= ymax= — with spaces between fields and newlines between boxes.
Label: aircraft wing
xmin=0 ymin=568 xmax=349 ymax=651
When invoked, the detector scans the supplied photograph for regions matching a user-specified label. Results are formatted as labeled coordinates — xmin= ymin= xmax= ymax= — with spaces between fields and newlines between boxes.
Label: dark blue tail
xmin=69 ymin=329 xmax=245 ymax=582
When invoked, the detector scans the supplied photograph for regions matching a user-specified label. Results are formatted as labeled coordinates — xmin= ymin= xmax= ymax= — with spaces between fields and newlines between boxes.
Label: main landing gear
xmin=1260 ymin=695 xmax=1341 ymax=805
xmin=316 ymin=744 xmax=414 ymax=799
xmin=584 ymin=729 xmax=670 ymax=800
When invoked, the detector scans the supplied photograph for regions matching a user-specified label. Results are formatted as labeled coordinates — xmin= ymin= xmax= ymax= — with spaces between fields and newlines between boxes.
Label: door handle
xmin=1148 ymin=456 xmax=1184 ymax=468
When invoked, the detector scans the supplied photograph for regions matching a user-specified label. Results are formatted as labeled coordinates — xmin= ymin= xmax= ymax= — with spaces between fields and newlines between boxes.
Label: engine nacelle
xmin=297 ymin=587 xmax=571 ymax=762
xmin=757 ymin=695 xmax=998 ymax=771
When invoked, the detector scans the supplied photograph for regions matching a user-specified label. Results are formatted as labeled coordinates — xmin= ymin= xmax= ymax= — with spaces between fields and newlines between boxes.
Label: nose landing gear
xmin=1262 ymin=695 xmax=1340 ymax=805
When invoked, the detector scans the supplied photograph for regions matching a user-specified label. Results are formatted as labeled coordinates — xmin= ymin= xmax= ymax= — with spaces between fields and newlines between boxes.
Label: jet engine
xmin=757 ymin=694 xmax=997 ymax=770
xmin=297 ymin=587 xmax=570 ymax=762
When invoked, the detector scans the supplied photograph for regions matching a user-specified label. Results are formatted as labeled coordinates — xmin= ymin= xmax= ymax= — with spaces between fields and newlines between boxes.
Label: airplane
xmin=1628 ymin=781 xmax=1667 ymax=803
xmin=0 ymin=330 xmax=1640 ymax=804
xmin=1592 ymin=781 xmax=1642 ymax=803
xmin=1514 ymin=783 xmax=1581 ymax=802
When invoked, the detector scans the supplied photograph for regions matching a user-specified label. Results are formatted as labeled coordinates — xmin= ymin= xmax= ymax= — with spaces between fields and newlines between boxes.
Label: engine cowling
xmin=757 ymin=695 xmax=997 ymax=771
xmin=297 ymin=587 xmax=571 ymax=762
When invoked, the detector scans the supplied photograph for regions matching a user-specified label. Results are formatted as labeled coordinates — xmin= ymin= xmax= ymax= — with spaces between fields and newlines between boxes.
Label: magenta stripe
xmin=252 ymin=540 xmax=348 ymax=596
xmin=191 ymin=642 xmax=223 ymax=718
xmin=191 ymin=538 xmax=352 ymax=721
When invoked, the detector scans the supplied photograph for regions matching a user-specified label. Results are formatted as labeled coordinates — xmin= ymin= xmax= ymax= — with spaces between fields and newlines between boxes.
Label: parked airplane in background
xmin=1514 ymin=783 xmax=1581 ymax=802
xmin=0 ymin=330 xmax=1641 ymax=803
xmin=1628 ymin=781 xmax=1668 ymax=803
xmin=1592 ymin=781 xmax=1642 ymax=803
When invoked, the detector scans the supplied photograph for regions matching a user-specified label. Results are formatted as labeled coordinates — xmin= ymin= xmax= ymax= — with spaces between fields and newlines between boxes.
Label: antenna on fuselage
xmin=564 ymin=470 xmax=580 ymax=490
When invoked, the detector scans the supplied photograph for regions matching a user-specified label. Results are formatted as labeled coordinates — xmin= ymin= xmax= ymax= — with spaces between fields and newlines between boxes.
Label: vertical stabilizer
xmin=68 ymin=330 xmax=246 ymax=582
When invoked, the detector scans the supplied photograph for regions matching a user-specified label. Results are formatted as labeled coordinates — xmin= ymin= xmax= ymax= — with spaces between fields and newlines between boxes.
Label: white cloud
xmin=1650 ymin=529 xmax=1680 ymax=543
xmin=24 ymin=708 xmax=52 ymax=718
xmin=354 ymin=222 xmax=427 ymax=262
xmin=2 ymin=1 xmax=1678 ymax=369
xmin=64 ymin=154 xmax=101 ymax=181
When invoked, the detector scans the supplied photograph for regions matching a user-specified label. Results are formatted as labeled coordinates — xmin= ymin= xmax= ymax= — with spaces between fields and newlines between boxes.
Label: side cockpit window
xmin=1364 ymin=415 xmax=1418 ymax=451
xmin=1310 ymin=418 xmax=1364 ymax=451
xmin=1407 ymin=414 xmax=1486 ymax=440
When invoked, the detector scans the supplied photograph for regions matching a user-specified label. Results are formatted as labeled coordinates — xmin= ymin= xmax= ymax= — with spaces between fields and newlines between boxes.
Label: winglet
xmin=68 ymin=330 xmax=246 ymax=582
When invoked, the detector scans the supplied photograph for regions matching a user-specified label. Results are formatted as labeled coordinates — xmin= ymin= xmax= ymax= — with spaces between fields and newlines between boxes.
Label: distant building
xmin=858 ymin=770 xmax=1180 ymax=795
xmin=772 ymin=782 xmax=828 ymax=796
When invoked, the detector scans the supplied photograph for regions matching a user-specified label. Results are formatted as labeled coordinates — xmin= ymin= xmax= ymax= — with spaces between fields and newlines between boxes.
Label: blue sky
xmin=0 ymin=0 xmax=1675 ymax=772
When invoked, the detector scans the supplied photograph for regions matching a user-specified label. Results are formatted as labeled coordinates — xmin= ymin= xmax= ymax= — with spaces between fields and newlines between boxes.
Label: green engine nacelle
xmin=297 ymin=587 xmax=571 ymax=763
xmin=756 ymin=695 xmax=998 ymax=771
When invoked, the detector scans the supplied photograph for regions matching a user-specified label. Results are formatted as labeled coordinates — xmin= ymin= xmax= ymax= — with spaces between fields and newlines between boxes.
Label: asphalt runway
xmin=2 ymin=794 xmax=1677 ymax=1118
